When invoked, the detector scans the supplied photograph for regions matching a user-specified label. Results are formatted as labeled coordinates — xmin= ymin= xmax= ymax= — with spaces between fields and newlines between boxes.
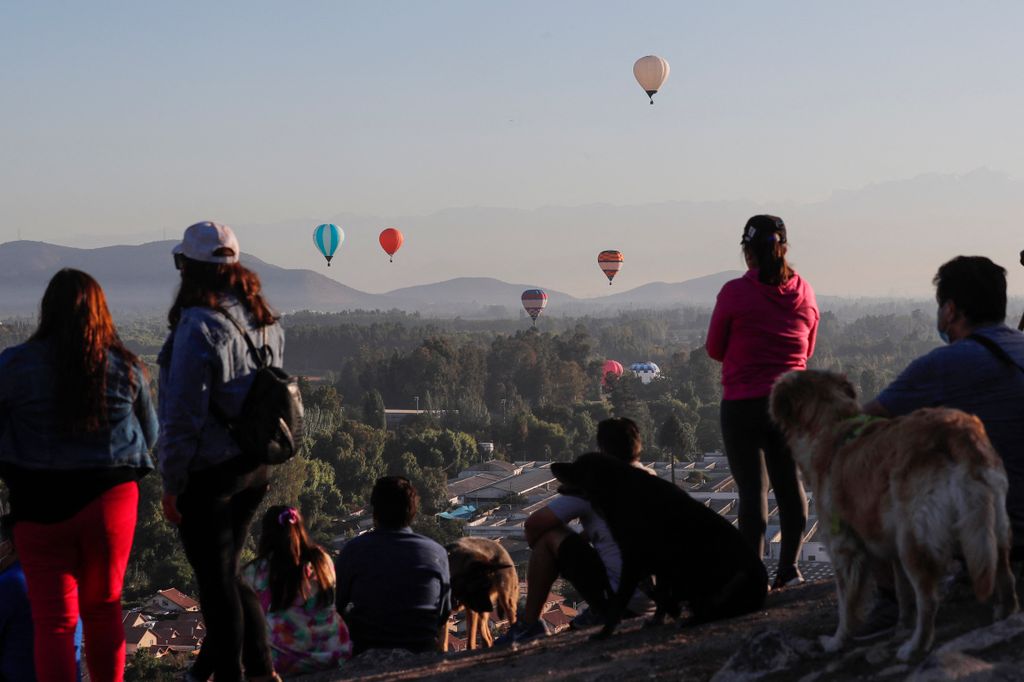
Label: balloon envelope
xmin=630 ymin=361 xmax=662 ymax=384
xmin=598 ymin=250 xmax=624 ymax=284
xmin=521 ymin=289 xmax=548 ymax=324
xmin=379 ymin=227 xmax=404 ymax=261
xmin=602 ymin=359 xmax=624 ymax=388
xmin=633 ymin=55 xmax=670 ymax=103
xmin=313 ymin=224 xmax=344 ymax=265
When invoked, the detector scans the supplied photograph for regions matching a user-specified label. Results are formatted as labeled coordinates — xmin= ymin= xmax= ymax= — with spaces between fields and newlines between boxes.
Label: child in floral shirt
xmin=243 ymin=506 xmax=352 ymax=675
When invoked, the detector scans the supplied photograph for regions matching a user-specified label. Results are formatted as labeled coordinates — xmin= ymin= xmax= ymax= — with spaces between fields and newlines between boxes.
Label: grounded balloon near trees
xmin=598 ymin=250 xmax=624 ymax=285
xmin=313 ymin=223 xmax=344 ymax=266
xmin=602 ymin=359 xmax=624 ymax=388
xmin=521 ymin=289 xmax=548 ymax=326
xmin=379 ymin=227 xmax=403 ymax=262
xmin=633 ymin=55 xmax=670 ymax=104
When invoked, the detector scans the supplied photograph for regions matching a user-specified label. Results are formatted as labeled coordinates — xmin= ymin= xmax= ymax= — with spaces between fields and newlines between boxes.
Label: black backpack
xmin=211 ymin=311 xmax=304 ymax=465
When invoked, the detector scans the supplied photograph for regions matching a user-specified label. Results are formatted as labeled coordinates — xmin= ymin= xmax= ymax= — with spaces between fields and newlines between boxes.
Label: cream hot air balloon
xmin=633 ymin=55 xmax=670 ymax=105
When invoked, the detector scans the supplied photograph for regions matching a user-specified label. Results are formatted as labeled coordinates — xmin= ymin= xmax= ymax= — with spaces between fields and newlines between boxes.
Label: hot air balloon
xmin=521 ymin=289 xmax=548 ymax=326
xmin=602 ymin=359 xmax=624 ymax=389
xmin=633 ymin=55 xmax=670 ymax=105
xmin=313 ymin=223 xmax=344 ymax=266
xmin=379 ymin=227 xmax=403 ymax=262
xmin=630 ymin=361 xmax=662 ymax=385
xmin=598 ymin=250 xmax=624 ymax=285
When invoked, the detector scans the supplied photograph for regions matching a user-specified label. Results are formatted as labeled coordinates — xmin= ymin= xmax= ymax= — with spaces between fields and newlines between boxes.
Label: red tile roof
xmin=155 ymin=588 xmax=199 ymax=611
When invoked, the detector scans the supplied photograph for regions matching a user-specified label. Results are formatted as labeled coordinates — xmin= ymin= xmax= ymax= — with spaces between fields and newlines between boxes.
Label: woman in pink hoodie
xmin=706 ymin=215 xmax=819 ymax=589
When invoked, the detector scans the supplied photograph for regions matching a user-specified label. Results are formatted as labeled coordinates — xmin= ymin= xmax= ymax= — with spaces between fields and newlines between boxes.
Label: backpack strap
xmin=966 ymin=333 xmax=1024 ymax=374
xmin=216 ymin=308 xmax=271 ymax=369
xmin=208 ymin=308 xmax=270 ymax=428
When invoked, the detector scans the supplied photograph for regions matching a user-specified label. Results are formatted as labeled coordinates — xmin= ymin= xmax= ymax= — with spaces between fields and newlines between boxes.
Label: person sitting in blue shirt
xmin=857 ymin=255 xmax=1024 ymax=639
xmin=335 ymin=477 xmax=451 ymax=655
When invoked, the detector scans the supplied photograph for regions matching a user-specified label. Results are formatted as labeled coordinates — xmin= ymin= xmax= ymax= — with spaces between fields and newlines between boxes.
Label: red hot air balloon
xmin=602 ymin=359 xmax=624 ymax=389
xmin=598 ymin=250 xmax=624 ymax=285
xmin=521 ymin=289 xmax=548 ymax=326
xmin=379 ymin=227 xmax=404 ymax=262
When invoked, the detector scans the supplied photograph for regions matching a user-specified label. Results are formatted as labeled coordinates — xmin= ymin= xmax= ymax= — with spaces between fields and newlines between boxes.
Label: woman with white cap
xmin=159 ymin=221 xmax=284 ymax=682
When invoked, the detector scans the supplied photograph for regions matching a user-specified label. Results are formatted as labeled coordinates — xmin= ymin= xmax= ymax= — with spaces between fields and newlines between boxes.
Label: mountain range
xmin=0 ymin=240 xmax=742 ymax=317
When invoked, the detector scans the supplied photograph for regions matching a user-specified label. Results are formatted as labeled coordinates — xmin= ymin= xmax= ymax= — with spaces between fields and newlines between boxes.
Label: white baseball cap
xmin=173 ymin=221 xmax=240 ymax=264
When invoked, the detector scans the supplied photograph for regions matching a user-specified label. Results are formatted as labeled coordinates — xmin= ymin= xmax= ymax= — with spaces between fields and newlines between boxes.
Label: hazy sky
xmin=3 ymin=2 xmax=1024 ymax=295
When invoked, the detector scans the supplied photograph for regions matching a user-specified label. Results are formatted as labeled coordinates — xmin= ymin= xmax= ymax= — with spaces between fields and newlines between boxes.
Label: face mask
xmin=937 ymin=302 xmax=951 ymax=344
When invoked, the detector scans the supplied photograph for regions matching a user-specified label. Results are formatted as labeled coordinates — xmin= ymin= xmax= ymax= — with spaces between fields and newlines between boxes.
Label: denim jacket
xmin=157 ymin=298 xmax=285 ymax=495
xmin=0 ymin=339 xmax=158 ymax=471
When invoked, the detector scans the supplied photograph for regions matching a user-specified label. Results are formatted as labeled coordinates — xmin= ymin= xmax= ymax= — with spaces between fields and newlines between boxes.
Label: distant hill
xmin=0 ymin=241 xmax=741 ymax=317
xmin=591 ymin=271 xmax=743 ymax=307
xmin=0 ymin=241 xmax=390 ymax=315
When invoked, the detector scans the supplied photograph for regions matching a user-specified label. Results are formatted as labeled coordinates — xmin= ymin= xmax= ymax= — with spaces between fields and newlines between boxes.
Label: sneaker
xmin=771 ymin=567 xmax=805 ymax=591
xmin=570 ymin=607 xmax=606 ymax=630
xmin=494 ymin=620 xmax=551 ymax=645
xmin=851 ymin=590 xmax=899 ymax=641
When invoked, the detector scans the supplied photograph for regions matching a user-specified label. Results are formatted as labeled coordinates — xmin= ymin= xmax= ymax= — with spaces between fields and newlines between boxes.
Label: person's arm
xmin=705 ymin=288 xmax=734 ymax=362
xmin=865 ymin=352 xmax=941 ymax=418
xmin=805 ymin=310 xmax=820 ymax=360
xmin=334 ymin=548 xmax=355 ymax=614
xmin=524 ymin=507 xmax=567 ymax=548
xmin=134 ymin=364 xmax=159 ymax=452
xmin=158 ymin=316 xmax=214 ymax=497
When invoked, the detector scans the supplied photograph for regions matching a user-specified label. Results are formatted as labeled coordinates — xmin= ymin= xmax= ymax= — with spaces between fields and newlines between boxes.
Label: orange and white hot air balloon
xmin=633 ymin=55 xmax=670 ymax=105
xmin=379 ymin=227 xmax=404 ymax=262
xmin=598 ymin=250 xmax=624 ymax=285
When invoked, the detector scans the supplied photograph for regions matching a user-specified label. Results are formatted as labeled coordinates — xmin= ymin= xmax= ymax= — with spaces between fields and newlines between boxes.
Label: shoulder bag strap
xmin=966 ymin=333 xmax=1024 ymax=374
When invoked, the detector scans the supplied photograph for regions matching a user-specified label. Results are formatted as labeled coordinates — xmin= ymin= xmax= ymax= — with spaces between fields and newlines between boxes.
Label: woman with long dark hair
xmin=706 ymin=215 xmax=819 ymax=589
xmin=158 ymin=221 xmax=284 ymax=682
xmin=242 ymin=506 xmax=352 ymax=675
xmin=0 ymin=268 xmax=158 ymax=682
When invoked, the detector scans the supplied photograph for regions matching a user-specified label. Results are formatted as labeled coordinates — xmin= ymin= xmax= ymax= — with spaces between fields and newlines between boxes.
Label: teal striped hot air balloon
xmin=313 ymin=223 xmax=344 ymax=266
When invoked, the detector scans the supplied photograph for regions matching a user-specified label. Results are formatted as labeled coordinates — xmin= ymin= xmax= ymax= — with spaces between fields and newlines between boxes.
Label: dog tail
xmin=957 ymin=466 xmax=1008 ymax=602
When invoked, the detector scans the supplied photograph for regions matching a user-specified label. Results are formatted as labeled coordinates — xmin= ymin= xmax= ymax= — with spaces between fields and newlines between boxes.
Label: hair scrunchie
xmin=278 ymin=508 xmax=299 ymax=526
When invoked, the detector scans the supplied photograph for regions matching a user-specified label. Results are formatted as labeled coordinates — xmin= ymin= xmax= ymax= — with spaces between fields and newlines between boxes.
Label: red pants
xmin=14 ymin=482 xmax=138 ymax=682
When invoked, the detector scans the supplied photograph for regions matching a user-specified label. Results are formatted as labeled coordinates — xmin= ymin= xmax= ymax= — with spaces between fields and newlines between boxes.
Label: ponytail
xmin=746 ymin=236 xmax=793 ymax=286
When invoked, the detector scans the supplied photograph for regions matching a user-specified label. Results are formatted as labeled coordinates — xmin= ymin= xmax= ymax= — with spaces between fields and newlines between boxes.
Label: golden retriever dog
xmin=770 ymin=370 xmax=1018 ymax=661
xmin=443 ymin=537 xmax=519 ymax=651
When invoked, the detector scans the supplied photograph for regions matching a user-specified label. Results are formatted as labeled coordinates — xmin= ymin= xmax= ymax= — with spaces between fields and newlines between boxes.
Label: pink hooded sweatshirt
xmin=706 ymin=269 xmax=819 ymax=401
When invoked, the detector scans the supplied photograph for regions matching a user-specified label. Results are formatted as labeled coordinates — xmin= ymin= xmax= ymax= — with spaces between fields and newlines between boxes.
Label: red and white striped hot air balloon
xmin=521 ymin=289 xmax=548 ymax=326
xmin=598 ymin=250 xmax=624 ymax=285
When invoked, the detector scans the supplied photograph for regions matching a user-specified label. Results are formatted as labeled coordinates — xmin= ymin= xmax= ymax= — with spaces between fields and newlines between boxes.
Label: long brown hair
xmin=168 ymin=259 xmax=278 ymax=329
xmin=257 ymin=506 xmax=334 ymax=611
xmin=30 ymin=269 xmax=141 ymax=435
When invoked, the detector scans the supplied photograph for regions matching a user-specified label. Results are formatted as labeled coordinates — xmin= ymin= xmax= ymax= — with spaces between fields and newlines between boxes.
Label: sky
xmin=3 ymin=2 xmax=1024 ymax=297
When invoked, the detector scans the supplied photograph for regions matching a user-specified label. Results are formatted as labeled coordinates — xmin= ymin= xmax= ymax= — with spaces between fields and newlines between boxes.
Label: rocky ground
xmin=296 ymin=579 xmax=1024 ymax=682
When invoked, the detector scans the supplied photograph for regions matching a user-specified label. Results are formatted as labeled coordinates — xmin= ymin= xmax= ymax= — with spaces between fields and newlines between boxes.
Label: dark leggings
xmin=721 ymin=397 xmax=808 ymax=576
xmin=178 ymin=458 xmax=272 ymax=682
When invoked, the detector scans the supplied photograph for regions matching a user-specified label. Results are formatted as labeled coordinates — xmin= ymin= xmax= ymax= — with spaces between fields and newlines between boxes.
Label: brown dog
xmin=770 ymin=370 xmax=1018 ymax=661
xmin=443 ymin=537 xmax=519 ymax=651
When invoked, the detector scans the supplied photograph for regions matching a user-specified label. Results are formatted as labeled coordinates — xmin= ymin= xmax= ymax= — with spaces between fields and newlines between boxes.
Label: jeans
xmin=178 ymin=457 xmax=272 ymax=682
xmin=721 ymin=397 xmax=808 ymax=575
xmin=14 ymin=481 xmax=138 ymax=682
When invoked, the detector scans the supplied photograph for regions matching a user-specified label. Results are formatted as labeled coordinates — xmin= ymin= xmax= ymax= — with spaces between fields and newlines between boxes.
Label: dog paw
xmin=819 ymin=634 xmax=844 ymax=653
